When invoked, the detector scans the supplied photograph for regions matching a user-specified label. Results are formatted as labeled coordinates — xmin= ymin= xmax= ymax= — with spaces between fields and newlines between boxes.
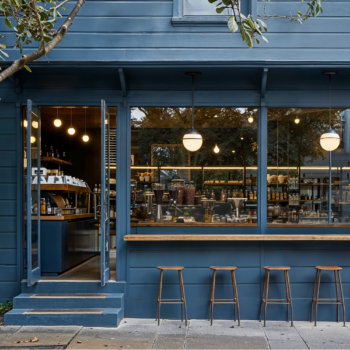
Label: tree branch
xmin=30 ymin=0 xmax=46 ymax=51
xmin=0 ymin=0 xmax=85 ymax=83
xmin=55 ymin=0 xmax=71 ymax=10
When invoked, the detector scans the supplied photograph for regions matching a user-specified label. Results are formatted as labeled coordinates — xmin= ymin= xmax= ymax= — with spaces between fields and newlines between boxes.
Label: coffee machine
xmin=152 ymin=183 xmax=164 ymax=222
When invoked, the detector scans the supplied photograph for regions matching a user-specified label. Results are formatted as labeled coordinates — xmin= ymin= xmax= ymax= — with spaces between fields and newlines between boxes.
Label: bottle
xmin=47 ymin=199 xmax=52 ymax=215
xmin=284 ymin=191 xmax=288 ymax=200
xmin=267 ymin=188 xmax=271 ymax=200
xmin=45 ymin=145 xmax=48 ymax=157
xmin=249 ymin=190 xmax=253 ymax=200
xmin=271 ymin=188 xmax=276 ymax=200
xmin=40 ymin=198 xmax=46 ymax=215
xmin=205 ymin=209 xmax=209 ymax=223
xmin=211 ymin=190 xmax=215 ymax=200
xmin=227 ymin=190 xmax=231 ymax=199
xmin=62 ymin=145 xmax=66 ymax=159
xmin=253 ymin=191 xmax=257 ymax=200
xmin=247 ymin=211 xmax=252 ymax=223
xmin=276 ymin=191 xmax=280 ymax=201
xmin=56 ymin=148 xmax=60 ymax=159
xmin=50 ymin=145 xmax=54 ymax=157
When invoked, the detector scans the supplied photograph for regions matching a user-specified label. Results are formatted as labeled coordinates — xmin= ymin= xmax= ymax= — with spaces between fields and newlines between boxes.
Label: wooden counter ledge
xmin=131 ymin=222 xmax=257 ymax=227
xmin=40 ymin=213 xmax=94 ymax=221
xmin=124 ymin=234 xmax=350 ymax=241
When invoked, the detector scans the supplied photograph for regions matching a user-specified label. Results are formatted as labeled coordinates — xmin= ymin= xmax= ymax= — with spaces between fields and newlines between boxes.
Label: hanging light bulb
xmin=232 ymin=150 xmax=236 ymax=153
xmin=214 ymin=114 xmax=218 ymax=118
xmin=54 ymin=107 xmax=62 ymax=127
xmin=30 ymin=136 xmax=36 ymax=143
xmin=214 ymin=144 xmax=220 ymax=153
xmin=23 ymin=120 xmax=28 ymax=128
xmin=320 ymin=72 xmax=340 ymax=151
xmin=82 ymin=107 xmax=89 ymax=142
xmin=182 ymin=72 xmax=203 ymax=152
xmin=240 ymin=137 xmax=244 ymax=140
xmin=294 ymin=117 xmax=300 ymax=124
xmin=32 ymin=120 xmax=38 ymax=129
xmin=248 ymin=115 xmax=254 ymax=123
xmin=68 ymin=108 xmax=75 ymax=135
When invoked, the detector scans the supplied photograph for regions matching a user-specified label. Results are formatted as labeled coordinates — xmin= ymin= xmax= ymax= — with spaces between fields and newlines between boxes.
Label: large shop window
xmin=130 ymin=107 xmax=258 ymax=226
xmin=267 ymin=108 xmax=350 ymax=226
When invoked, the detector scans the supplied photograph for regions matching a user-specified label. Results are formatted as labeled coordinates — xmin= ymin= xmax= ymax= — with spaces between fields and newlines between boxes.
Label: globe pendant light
xmin=320 ymin=72 xmax=340 ymax=151
xmin=294 ymin=117 xmax=300 ymax=124
xmin=248 ymin=115 xmax=254 ymax=123
xmin=82 ymin=107 xmax=89 ymax=142
xmin=54 ymin=107 xmax=62 ymax=127
xmin=68 ymin=108 xmax=76 ymax=135
xmin=214 ymin=144 xmax=220 ymax=153
xmin=182 ymin=72 xmax=203 ymax=152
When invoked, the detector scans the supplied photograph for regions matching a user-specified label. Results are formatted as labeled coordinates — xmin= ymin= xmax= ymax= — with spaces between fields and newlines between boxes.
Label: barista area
xmin=25 ymin=106 xmax=117 ymax=278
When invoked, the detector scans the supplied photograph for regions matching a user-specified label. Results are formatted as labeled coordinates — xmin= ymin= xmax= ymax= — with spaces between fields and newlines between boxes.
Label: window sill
xmin=172 ymin=16 xmax=229 ymax=27
xmin=131 ymin=222 xmax=257 ymax=227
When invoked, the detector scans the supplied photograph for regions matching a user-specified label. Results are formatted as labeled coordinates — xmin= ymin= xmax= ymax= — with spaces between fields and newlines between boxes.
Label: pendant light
xmin=294 ymin=117 xmax=300 ymax=124
xmin=30 ymin=136 xmax=36 ymax=144
xmin=32 ymin=120 xmax=38 ymax=129
xmin=68 ymin=108 xmax=76 ymax=135
xmin=248 ymin=115 xmax=254 ymax=123
xmin=23 ymin=120 xmax=28 ymax=128
xmin=320 ymin=72 xmax=340 ymax=151
xmin=54 ymin=108 xmax=62 ymax=127
xmin=82 ymin=107 xmax=89 ymax=142
xmin=182 ymin=72 xmax=203 ymax=152
xmin=214 ymin=144 xmax=220 ymax=153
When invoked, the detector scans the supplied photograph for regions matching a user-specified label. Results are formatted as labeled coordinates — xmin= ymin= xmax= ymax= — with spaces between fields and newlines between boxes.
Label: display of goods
xmin=175 ymin=186 xmax=184 ymax=204
xmin=185 ymin=187 xmax=195 ymax=205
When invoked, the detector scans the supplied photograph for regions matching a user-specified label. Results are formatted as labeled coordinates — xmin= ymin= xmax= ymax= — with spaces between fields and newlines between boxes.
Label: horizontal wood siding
xmin=126 ymin=241 xmax=350 ymax=321
xmin=1 ymin=0 xmax=350 ymax=63
xmin=0 ymin=101 xmax=19 ymax=302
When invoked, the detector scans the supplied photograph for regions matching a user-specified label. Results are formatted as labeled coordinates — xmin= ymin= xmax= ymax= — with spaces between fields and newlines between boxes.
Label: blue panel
xmin=0 ymin=282 xmax=21 ymax=299
xmin=0 ymin=184 xmax=16 ymax=200
xmin=0 ymin=249 xmax=17 ymax=264
xmin=0 ymin=119 xmax=16 ymax=134
xmin=0 ymin=267 xmax=17 ymax=282
xmin=0 ymin=217 xmax=16 ymax=232
xmin=0 ymin=200 xmax=16 ymax=216
xmin=0 ymin=136 xmax=16 ymax=151
xmin=0 ymin=152 xmax=17 ymax=166
xmin=0 ymin=233 xmax=17 ymax=249
xmin=0 ymin=168 xmax=17 ymax=183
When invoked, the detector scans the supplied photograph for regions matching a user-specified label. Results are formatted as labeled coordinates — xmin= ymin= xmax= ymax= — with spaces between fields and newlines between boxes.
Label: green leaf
xmin=227 ymin=16 xmax=238 ymax=33
xmin=261 ymin=35 xmax=269 ymax=43
xmin=222 ymin=0 xmax=232 ymax=5
xmin=5 ymin=18 xmax=12 ymax=29
xmin=216 ymin=7 xmax=226 ymax=13
xmin=240 ymin=25 xmax=253 ymax=49
xmin=208 ymin=0 xmax=218 ymax=3
xmin=257 ymin=18 xmax=268 ymax=32
xmin=43 ymin=35 xmax=52 ymax=42
xmin=24 ymin=65 xmax=32 ymax=73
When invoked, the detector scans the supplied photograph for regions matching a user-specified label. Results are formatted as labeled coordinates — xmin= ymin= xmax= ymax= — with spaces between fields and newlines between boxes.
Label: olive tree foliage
xmin=210 ymin=0 xmax=325 ymax=48
xmin=0 ymin=0 xmax=84 ymax=82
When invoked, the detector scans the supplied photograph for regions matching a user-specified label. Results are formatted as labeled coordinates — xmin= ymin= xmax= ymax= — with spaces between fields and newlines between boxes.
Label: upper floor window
xmin=183 ymin=0 xmax=233 ymax=16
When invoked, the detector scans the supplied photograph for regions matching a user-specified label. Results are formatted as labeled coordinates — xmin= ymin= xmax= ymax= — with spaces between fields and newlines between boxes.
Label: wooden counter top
xmin=124 ymin=234 xmax=350 ymax=241
xmin=40 ymin=214 xmax=94 ymax=221
xmin=131 ymin=222 xmax=257 ymax=227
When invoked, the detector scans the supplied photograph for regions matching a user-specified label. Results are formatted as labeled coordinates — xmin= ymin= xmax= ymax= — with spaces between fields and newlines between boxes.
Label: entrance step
xmin=13 ymin=293 xmax=124 ymax=309
xmin=5 ymin=308 xmax=123 ymax=327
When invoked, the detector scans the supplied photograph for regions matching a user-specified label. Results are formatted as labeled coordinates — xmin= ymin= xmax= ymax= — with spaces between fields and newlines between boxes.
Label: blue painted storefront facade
xmin=1 ymin=0 xmax=350 ymax=324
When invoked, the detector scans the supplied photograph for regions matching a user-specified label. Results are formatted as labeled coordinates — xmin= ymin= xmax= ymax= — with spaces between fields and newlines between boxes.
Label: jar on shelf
xmin=40 ymin=198 xmax=46 ymax=215
xmin=185 ymin=181 xmax=195 ymax=205
xmin=171 ymin=179 xmax=184 ymax=204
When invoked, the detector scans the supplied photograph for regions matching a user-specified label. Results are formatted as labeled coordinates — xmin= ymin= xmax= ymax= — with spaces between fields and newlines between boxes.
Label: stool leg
xmin=315 ymin=270 xmax=321 ymax=327
xmin=178 ymin=271 xmax=184 ymax=322
xmin=264 ymin=271 xmax=270 ymax=327
xmin=284 ymin=270 xmax=289 ymax=322
xmin=231 ymin=271 xmax=236 ymax=322
xmin=337 ymin=270 xmax=346 ymax=327
xmin=232 ymin=270 xmax=240 ymax=326
xmin=210 ymin=270 xmax=216 ymax=326
xmin=334 ymin=271 xmax=340 ymax=323
xmin=157 ymin=270 xmax=163 ymax=326
xmin=286 ymin=271 xmax=293 ymax=327
xmin=179 ymin=271 xmax=187 ymax=326
xmin=259 ymin=270 xmax=267 ymax=322
xmin=209 ymin=270 xmax=215 ymax=322
xmin=311 ymin=269 xmax=319 ymax=323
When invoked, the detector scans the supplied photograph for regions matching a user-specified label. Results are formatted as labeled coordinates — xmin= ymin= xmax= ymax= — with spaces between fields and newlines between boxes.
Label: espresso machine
xmin=152 ymin=183 xmax=164 ymax=222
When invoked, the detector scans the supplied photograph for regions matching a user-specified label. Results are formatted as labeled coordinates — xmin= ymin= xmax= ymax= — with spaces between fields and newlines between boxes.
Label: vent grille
xmin=106 ymin=128 xmax=116 ymax=167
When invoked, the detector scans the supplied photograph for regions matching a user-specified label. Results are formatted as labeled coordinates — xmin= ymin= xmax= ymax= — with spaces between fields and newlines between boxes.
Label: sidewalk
xmin=1 ymin=319 xmax=350 ymax=349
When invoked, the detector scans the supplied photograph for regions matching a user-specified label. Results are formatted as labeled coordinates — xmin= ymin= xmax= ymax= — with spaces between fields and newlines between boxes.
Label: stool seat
xmin=315 ymin=266 xmax=342 ymax=271
xmin=210 ymin=266 xmax=237 ymax=271
xmin=264 ymin=266 xmax=290 ymax=271
xmin=157 ymin=266 xmax=184 ymax=271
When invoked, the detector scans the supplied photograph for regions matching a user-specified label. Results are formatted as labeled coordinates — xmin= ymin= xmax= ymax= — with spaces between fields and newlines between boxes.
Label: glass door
xmin=25 ymin=100 xmax=41 ymax=286
xmin=101 ymin=100 xmax=110 ymax=286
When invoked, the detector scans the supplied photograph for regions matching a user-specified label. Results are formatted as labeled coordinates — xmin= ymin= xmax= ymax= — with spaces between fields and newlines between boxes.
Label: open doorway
xmin=23 ymin=104 xmax=117 ymax=283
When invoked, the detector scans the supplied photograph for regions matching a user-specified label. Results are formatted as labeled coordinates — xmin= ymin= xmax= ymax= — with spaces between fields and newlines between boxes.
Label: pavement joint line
xmin=152 ymin=318 xmax=161 ymax=349
xmin=293 ymin=323 xmax=311 ymax=350
xmin=65 ymin=326 xmax=83 ymax=349
xmin=262 ymin=322 xmax=272 ymax=350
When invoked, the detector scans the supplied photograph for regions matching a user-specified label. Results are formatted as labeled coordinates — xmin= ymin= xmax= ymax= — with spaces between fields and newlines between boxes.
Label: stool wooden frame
xmin=156 ymin=266 xmax=187 ymax=326
xmin=259 ymin=267 xmax=293 ymax=327
xmin=311 ymin=266 xmax=346 ymax=327
xmin=209 ymin=267 xmax=240 ymax=326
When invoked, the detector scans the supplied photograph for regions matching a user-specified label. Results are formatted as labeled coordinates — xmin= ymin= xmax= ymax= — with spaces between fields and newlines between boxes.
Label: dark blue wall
xmin=125 ymin=241 xmax=350 ymax=321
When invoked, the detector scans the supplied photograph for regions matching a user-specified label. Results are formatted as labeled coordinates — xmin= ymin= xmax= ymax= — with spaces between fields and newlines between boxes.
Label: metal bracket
xmin=261 ymin=68 xmax=268 ymax=99
xmin=118 ymin=68 xmax=127 ymax=98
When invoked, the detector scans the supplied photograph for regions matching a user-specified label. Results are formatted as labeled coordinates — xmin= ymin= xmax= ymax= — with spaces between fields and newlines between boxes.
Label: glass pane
xmin=183 ymin=0 xmax=234 ymax=16
xmin=267 ymin=108 xmax=336 ymax=226
xmin=130 ymin=107 xmax=258 ymax=226
xmin=104 ymin=106 xmax=110 ymax=268
xmin=30 ymin=106 xmax=40 ymax=269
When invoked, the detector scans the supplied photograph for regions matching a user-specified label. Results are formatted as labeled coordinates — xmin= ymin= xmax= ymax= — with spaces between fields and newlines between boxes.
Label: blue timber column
xmin=116 ymin=101 xmax=130 ymax=282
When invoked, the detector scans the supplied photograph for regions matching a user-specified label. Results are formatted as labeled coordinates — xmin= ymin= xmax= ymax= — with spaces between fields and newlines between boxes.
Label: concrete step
xmin=21 ymin=280 xmax=125 ymax=294
xmin=5 ymin=308 xmax=123 ymax=327
xmin=13 ymin=293 xmax=124 ymax=309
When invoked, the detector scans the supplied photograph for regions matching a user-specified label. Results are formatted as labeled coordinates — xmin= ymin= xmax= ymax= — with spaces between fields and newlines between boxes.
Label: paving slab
xmin=190 ymin=320 xmax=239 ymax=328
xmin=67 ymin=338 xmax=154 ymax=349
xmin=159 ymin=320 xmax=188 ymax=335
xmin=154 ymin=334 xmax=186 ymax=349
xmin=185 ymin=334 xmax=268 ymax=349
xmin=1 ymin=326 xmax=81 ymax=348
xmin=268 ymin=340 xmax=308 ymax=349
xmin=0 ymin=326 xmax=22 ymax=346
xmin=123 ymin=318 xmax=160 ymax=326
xmin=306 ymin=340 xmax=350 ymax=349
xmin=188 ymin=325 xmax=264 ymax=338
xmin=264 ymin=327 xmax=303 ymax=341
xmin=96 ymin=324 xmax=158 ymax=341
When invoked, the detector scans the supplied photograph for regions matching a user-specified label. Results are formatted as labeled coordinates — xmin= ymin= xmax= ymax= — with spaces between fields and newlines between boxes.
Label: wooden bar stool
xmin=259 ymin=266 xmax=293 ymax=327
xmin=209 ymin=267 xmax=240 ymax=326
xmin=311 ymin=266 xmax=346 ymax=327
xmin=156 ymin=266 xmax=187 ymax=326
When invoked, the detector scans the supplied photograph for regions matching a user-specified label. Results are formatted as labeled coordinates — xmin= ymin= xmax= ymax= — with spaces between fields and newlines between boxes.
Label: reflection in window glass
xmin=267 ymin=108 xmax=350 ymax=226
xmin=130 ymin=107 xmax=258 ymax=226
xmin=183 ymin=0 xmax=233 ymax=16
